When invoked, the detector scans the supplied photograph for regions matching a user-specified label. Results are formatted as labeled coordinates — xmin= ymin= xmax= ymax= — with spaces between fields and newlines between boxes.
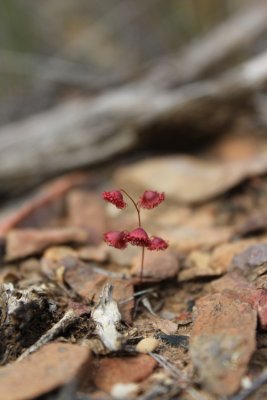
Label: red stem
xmin=120 ymin=189 xmax=144 ymax=282
xmin=120 ymin=189 xmax=141 ymax=227
xmin=140 ymin=245 xmax=145 ymax=283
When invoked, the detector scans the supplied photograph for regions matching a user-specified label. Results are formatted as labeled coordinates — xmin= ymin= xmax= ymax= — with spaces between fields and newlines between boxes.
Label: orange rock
xmin=92 ymin=355 xmax=157 ymax=392
xmin=6 ymin=228 xmax=90 ymax=260
xmin=131 ymin=249 xmax=179 ymax=282
xmin=0 ymin=343 xmax=92 ymax=400
xmin=190 ymin=292 xmax=257 ymax=396
xmin=209 ymin=238 xmax=262 ymax=274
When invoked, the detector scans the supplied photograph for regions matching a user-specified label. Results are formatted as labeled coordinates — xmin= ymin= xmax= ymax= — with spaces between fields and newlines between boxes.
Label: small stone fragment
xmin=0 ymin=343 xmax=92 ymax=400
xmin=210 ymin=238 xmax=262 ymax=275
xmin=111 ymin=383 xmax=139 ymax=399
xmin=163 ymin=225 xmax=232 ymax=253
xmin=190 ymin=292 xmax=257 ymax=396
xmin=43 ymin=246 xmax=77 ymax=261
xmin=179 ymin=251 xmax=212 ymax=281
xmin=63 ymin=256 xmax=134 ymax=324
xmin=230 ymin=243 xmax=267 ymax=280
xmin=92 ymin=355 xmax=157 ymax=392
xmin=6 ymin=228 xmax=90 ymax=260
xmin=152 ymin=317 xmax=177 ymax=335
xmin=78 ymin=243 xmax=108 ymax=263
xmin=250 ymin=289 xmax=267 ymax=330
xmin=131 ymin=249 xmax=179 ymax=281
xmin=136 ymin=338 xmax=159 ymax=353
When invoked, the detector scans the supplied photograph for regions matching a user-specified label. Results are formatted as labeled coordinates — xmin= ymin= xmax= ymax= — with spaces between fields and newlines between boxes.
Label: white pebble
xmin=111 ymin=383 xmax=139 ymax=399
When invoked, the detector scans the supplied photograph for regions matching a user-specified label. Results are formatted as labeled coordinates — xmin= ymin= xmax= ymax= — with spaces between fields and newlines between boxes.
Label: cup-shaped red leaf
xmin=138 ymin=190 xmax=165 ymax=209
xmin=127 ymin=227 xmax=150 ymax=247
xmin=104 ymin=231 xmax=128 ymax=249
xmin=102 ymin=190 xmax=126 ymax=209
xmin=148 ymin=236 xmax=168 ymax=251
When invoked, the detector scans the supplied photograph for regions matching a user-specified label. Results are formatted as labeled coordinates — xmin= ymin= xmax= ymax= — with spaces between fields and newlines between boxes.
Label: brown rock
xmin=66 ymin=190 xmax=106 ymax=243
xmin=230 ymin=243 xmax=267 ymax=280
xmin=63 ymin=256 xmax=107 ymax=299
xmin=164 ymin=225 xmax=232 ymax=253
xmin=210 ymin=238 xmax=261 ymax=275
xmin=0 ymin=342 xmax=92 ymax=400
xmin=92 ymin=355 xmax=157 ymax=392
xmin=190 ymin=292 xmax=257 ymax=396
xmin=253 ymin=289 xmax=267 ymax=329
xmin=179 ymin=251 xmax=212 ymax=281
xmin=78 ymin=243 xmax=108 ymax=263
xmin=114 ymin=155 xmax=267 ymax=204
xmin=209 ymin=272 xmax=250 ymax=293
xmin=6 ymin=228 xmax=90 ymax=260
xmin=210 ymin=274 xmax=267 ymax=330
xmin=63 ymin=256 xmax=134 ymax=324
xmin=131 ymin=249 xmax=179 ymax=281
xmin=43 ymin=246 xmax=78 ymax=261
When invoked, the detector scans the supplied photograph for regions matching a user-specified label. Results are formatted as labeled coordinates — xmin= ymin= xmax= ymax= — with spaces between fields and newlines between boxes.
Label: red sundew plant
xmin=102 ymin=189 xmax=168 ymax=282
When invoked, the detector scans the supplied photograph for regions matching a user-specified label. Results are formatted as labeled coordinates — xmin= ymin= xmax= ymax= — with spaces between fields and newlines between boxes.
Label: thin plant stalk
xmin=140 ymin=245 xmax=145 ymax=283
xmin=120 ymin=188 xmax=144 ymax=282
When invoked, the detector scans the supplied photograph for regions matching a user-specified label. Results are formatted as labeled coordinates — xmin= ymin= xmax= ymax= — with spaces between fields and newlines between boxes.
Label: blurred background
xmin=0 ymin=0 xmax=267 ymax=198
xmin=0 ymin=0 xmax=252 ymax=122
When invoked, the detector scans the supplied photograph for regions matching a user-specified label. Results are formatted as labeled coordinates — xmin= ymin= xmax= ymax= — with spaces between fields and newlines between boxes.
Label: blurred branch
xmin=0 ymin=49 xmax=130 ymax=89
xmin=0 ymin=50 xmax=267 ymax=192
xmin=0 ymin=2 xmax=266 ymax=92
xmin=144 ymin=0 xmax=267 ymax=88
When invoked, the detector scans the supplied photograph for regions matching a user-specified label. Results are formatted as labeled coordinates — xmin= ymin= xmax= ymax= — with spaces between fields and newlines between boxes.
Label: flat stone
xmin=78 ymin=243 xmax=108 ymax=263
xmin=210 ymin=274 xmax=267 ymax=330
xmin=163 ymin=225 xmax=232 ymax=253
xmin=43 ymin=246 xmax=77 ymax=261
xmin=6 ymin=228 xmax=90 ymax=260
xmin=114 ymin=155 xmax=267 ymax=204
xmin=179 ymin=251 xmax=212 ymax=281
xmin=92 ymin=355 xmax=157 ymax=392
xmin=230 ymin=243 xmax=267 ymax=280
xmin=190 ymin=292 xmax=257 ymax=396
xmin=63 ymin=256 xmax=134 ymax=324
xmin=209 ymin=238 xmax=261 ymax=275
xmin=131 ymin=249 xmax=179 ymax=282
xmin=0 ymin=342 xmax=92 ymax=400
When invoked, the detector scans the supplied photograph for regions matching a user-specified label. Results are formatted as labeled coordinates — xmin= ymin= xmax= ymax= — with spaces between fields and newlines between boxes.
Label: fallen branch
xmin=0 ymin=51 xmax=267 ymax=192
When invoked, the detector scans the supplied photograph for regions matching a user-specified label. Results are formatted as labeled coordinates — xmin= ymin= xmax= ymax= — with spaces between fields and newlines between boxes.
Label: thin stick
xmin=17 ymin=310 xmax=77 ymax=361
xmin=140 ymin=245 xmax=145 ymax=283
xmin=120 ymin=188 xmax=145 ymax=282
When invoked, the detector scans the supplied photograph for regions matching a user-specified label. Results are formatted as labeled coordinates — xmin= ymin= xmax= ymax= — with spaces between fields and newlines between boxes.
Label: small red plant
xmin=102 ymin=189 xmax=168 ymax=282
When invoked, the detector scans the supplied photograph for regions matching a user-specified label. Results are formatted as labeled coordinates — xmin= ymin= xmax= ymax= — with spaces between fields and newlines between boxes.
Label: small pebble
xmin=111 ymin=383 xmax=139 ymax=399
xmin=136 ymin=337 xmax=159 ymax=353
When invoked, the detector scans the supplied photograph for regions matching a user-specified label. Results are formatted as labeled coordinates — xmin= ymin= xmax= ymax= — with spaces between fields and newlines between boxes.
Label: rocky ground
xmin=1 ymin=130 xmax=267 ymax=400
